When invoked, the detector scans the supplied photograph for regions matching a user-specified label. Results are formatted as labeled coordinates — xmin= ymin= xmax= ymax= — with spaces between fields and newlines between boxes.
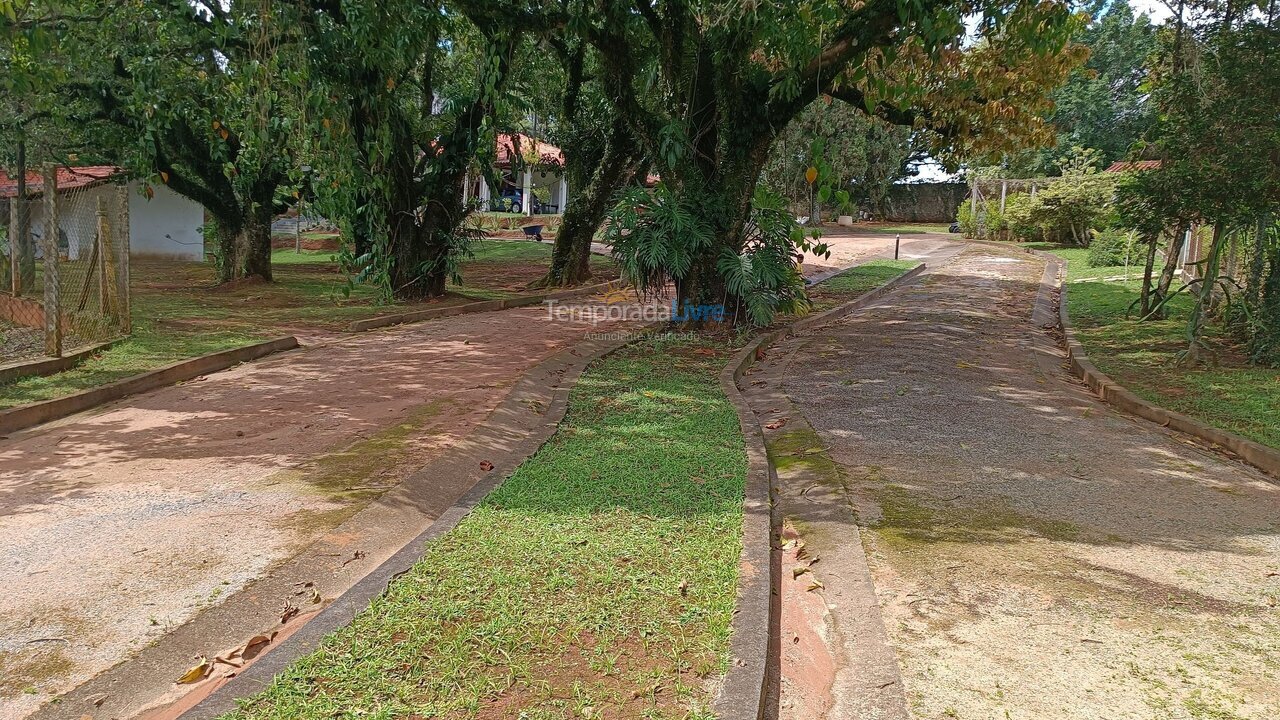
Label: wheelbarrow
xmin=522 ymin=224 xmax=545 ymax=242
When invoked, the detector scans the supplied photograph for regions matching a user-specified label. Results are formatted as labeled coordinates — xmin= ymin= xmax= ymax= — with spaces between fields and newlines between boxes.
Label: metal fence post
xmin=115 ymin=184 xmax=132 ymax=334
xmin=42 ymin=165 xmax=62 ymax=357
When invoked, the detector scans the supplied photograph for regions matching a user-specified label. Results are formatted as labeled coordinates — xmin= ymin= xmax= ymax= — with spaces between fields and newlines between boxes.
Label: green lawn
xmin=808 ymin=259 xmax=920 ymax=313
xmin=0 ymin=241 xmax=618 ymax=408
xmin=1026 ymin=242 xmax=1280 ymax=450
xmin=220 ymin=335 xmax=746 ymax=720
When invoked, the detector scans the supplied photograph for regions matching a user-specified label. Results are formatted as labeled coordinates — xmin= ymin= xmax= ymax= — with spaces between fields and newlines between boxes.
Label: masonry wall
xmin=878 ymin=182 xmax=968 ymax=223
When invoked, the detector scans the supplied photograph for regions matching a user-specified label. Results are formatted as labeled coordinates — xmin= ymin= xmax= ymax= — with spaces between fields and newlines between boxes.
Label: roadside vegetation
xmin=0 ymin=240 xmax=617 ymax=408
xmin=1011 ymin=241 xmax=1280 ymax=450
xmin=220 ymin=335 xmax=746 ymax=720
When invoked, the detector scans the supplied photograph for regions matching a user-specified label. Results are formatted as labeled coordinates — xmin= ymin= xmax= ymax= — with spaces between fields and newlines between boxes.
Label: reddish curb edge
xmin=970 ymin=238 xmax=1280 ymax=481
xmin=711 ymin=263 xmax=927 ymax=720
xmin=0 ymin=337 xmax=123 ymax=385
xmin=347 ymin=278 xmax=629 ymax=332
xmin=0 ymin=336 xmax=299 ymax=437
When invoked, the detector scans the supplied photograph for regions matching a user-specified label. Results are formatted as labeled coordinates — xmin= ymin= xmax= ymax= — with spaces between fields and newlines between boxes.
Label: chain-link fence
xmin=0 ymin=166 xmax=130 ymax=366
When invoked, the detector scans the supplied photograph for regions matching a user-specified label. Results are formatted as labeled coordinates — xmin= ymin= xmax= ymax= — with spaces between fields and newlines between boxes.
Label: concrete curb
xmin=1058 ymin=282 xmax=1280 ymax=479
xmin=965 ymin=239 xmax=1280 ymax=480
xmin=347 ymin=278 xmax=628 ymax=332
xmin=0 ymin=337 xmax=122 ymax=385
xmin=179 ymin=324 xmax=657 ymax=719
xmin=0 ymin=336 xmax=299 ymax=437
xmin=711 ymin=262 xmax=926 ymax=720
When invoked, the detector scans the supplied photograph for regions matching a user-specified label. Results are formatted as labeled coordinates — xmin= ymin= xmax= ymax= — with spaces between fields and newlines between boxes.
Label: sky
xmin=1128 ymin=0 xmax=1176 ymax=21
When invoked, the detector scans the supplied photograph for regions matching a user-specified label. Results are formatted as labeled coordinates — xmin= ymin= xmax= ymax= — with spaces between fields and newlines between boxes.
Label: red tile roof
xmin=1105 ymin=160 xmax=1162 ymax=173
xmin=495 ymin=133 xmax=564 ymax=168
xmin=0 ymin=165 xmax=122 ymax=199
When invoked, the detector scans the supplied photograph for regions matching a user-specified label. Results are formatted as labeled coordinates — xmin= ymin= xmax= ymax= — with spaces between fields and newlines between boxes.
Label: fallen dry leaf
xmin=678 ymin=579 xmax=689 ymax=596
xmin=177 ymin=657 xmax=212 ymax=684
xmin=764 ymin=418 xmax=788 ymax=430
xmin=241 ymin=631 xmax=276 ymax=660
xmin=280 ymin=601 xmax=299 ymax=624
xmin=807 ymin=579 xmax=825 ymax=591
xmin=479 ymin=461 xmax=495 ymax=472
xmin=792 ymin=566 xmax=811 ymax=579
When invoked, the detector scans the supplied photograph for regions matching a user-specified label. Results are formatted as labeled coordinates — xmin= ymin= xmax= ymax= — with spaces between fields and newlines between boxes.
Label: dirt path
xmin=0 ymin=299 xmax=640 ymax=719
xmin=750 ymin=246 xmax=1280 ymax=719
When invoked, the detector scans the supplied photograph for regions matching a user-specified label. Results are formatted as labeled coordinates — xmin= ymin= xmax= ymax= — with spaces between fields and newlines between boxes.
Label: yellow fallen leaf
xmin=178 ymin=657 xmax=211 ymax=684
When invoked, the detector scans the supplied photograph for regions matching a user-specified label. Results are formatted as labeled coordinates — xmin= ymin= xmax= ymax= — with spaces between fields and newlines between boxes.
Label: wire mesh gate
xmin=0 ymin=165 xmax=131 ymax=365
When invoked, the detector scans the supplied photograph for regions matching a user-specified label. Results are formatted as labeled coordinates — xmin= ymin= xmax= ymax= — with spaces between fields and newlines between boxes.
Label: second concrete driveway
xmin=749 ymin=246 xmax=1280 ymax=720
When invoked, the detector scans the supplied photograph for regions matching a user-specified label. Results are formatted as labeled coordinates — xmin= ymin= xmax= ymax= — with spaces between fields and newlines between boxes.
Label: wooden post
xmin=115 ymin=184 xmax=132 ymax=334
xmin=8 ymin=196 xmax=19 ymax=294
xmin=96 ymin=197 xmax=110 ymax=313
xmin=1030 ymin=182 xmax=1038 ymax=199
xmin=999 ymin=180 xmax=1008 ymax=214
xmin=42 ymin=165 xmax=62 ymax=357
xmin=970 ymin=177 xmax=978 ymax=216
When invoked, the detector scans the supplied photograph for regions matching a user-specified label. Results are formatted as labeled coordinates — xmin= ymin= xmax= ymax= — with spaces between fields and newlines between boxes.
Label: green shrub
xmin=957 ymin=201 xmax=976 ymax=236
xmin=956 ymin=199 xmax=1007 ymax=238
xmin=1087 ymin=227 xmax=1140 ymax=267
xmin=1003 ymin=193 xmax=1041 ymax=242
xmin=1026 ymin=172 xmax=1116 ymax=245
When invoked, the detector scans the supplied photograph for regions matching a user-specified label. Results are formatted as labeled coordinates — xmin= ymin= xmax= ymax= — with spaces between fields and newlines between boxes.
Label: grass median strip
xmin=810 ymin=259 xmax=920 ymax=312
xmin=222 ymin=334 xmax=747 ymax=720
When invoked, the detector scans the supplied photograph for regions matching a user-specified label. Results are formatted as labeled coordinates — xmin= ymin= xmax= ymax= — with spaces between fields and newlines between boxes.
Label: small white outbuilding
xmin=1 ymin=166 xmax=206 ymax=262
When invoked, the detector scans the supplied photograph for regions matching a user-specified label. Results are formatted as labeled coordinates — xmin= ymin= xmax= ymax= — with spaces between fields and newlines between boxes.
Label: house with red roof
xmin=1 ymin=166 xmax=205 ymax=261
xmin=463 ymin=133 xmax=570 ymax=215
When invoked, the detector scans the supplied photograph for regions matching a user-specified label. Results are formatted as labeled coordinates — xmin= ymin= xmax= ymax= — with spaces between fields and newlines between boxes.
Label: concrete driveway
xmin=0 ymin=300 xmax=639 ymax=719
xmin=749 ymin=245 xmax=1280 ymax=720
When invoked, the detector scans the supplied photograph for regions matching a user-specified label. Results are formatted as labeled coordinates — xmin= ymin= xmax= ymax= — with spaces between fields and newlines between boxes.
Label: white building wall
xmin=126 ymin=181 xmax=205 ymax=260
xmin=26 ymin=181 xmax=205 ymax=262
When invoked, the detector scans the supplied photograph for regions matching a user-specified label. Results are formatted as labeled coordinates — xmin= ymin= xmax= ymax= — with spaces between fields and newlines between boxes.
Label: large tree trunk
xmin=214 ymin=204 xmax=273 ymax=283
xmin=539 ymin=121 xmax=641 ymax=288
xmin=215 ymin=220 xmax=241 ymax=284
xmin=674 ymin=154 xmax=765 ymax=324
xmin=388 ymin=162 xmax=465 ymax=301
xmin=241 ymin=204 xmax=274 ymax=282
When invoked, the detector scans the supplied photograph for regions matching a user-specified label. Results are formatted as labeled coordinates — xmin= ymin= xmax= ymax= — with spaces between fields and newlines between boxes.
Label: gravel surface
xmin=0 ymin=298 xmax=642 ymax=719
xmin=1 ymin=319 xmax=45 ymax=364
xmin=770 ymin=247 xmax=1280 ymax=719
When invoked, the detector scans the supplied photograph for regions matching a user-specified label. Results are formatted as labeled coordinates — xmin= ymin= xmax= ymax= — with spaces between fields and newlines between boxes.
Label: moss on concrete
xmin=0 ymin=646 xmax=73 ymax=696
xmin=870 ymin=484 xmax=1085 ymax=549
